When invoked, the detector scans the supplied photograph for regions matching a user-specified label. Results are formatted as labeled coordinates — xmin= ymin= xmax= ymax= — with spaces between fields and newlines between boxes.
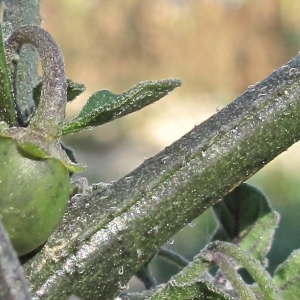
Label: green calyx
xmin=0 ymin=124 xmax=85 ymax=173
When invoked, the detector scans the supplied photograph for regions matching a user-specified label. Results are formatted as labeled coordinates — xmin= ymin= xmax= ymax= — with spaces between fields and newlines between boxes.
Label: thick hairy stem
xmin=25 ymin=54 xmax=300 ymax=299
xmin=5 ymin=26 xmax=67 ymax=140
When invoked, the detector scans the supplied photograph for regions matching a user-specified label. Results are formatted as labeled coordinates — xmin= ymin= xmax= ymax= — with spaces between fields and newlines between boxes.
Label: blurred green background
xmin=40 ymin=0 xmax=300 ymax=292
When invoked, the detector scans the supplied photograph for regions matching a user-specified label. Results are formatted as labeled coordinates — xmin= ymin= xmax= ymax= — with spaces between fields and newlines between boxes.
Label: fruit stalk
xmin=5 ymin=26 xmax=67 ymax=140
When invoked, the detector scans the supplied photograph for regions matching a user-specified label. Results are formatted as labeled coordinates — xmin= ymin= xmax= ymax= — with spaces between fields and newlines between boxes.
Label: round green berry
xmin=0 ymin=137 xmax=69 ymax=256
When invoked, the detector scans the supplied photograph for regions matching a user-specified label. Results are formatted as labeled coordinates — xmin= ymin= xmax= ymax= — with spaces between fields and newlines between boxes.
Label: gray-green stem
xmin=208 ymin=241 xmax=283 ymax=300
xmin=213 ymin=252 xmax=257 ymax=300
xmin=24 ymin=54 xmax=300 ymax=299
xmin=158 ymin=247 xmax=190 ymax=269
xmin=3 ymin=0 xmax=40 ymax=121
xmin=5 ymin=26 xmax=67 ymax=140
xmin=0 ymin=26 xmax=16 ymax=126
xmin=0 ymin=220 xmax=31 ymax=300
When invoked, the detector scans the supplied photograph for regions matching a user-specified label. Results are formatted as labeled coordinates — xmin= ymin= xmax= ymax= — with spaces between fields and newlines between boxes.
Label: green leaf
xmin=62 ymin=78 xmax=181 ymax=135
xmin=149 ymin=280 xmax=233 ymax=300
xmin=33 ymin=78 xmax=86 ymax=106
xmin=273 ymin=249 xmax=300 ymax=299
xmin=65 ymin=79 xmax=86 ymax=101
xmin=211 ymin=183 xmax=279 ymax=266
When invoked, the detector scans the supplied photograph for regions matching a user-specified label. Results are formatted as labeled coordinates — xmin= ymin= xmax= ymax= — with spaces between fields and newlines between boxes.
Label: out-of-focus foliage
xmin=42 ymin=0 xmax=295 ymax=96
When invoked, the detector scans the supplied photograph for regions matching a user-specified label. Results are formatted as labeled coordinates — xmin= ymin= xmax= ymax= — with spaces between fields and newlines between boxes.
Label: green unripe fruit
xmin=0 ymin=138 xmax=69 ymax=256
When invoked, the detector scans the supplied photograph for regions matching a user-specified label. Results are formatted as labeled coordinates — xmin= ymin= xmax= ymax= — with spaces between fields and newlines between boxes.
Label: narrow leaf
xmin=273 ymin=249 xmax=300 ymax=299
xmin=62 ymin=78 xmax=181 ymax=135
xmin=211 ymin=183 xmax=279 ymax=265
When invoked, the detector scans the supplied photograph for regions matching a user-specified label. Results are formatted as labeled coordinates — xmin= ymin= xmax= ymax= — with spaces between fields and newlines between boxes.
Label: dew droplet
xmin=161 ymin=156 xmax=170 ymax=164
xmin=118 ymin=282 xmax=130 ymax=290
xmin=124 ymin=176 xmax=133 ymax=182
xmin=118 ymin=266 xmax=124 ymax=275
xmin=188 ymin=221 xmax=196 ymax=228
xmin=137 ymin=249 xmax=143 ymax=258
xmin=230 ymin=127 xmax=238 ymax=135
xmin=289 ymin=67 xmax=298 ymax=77
xmin=168 ymin=239 xmax=174 ymax=245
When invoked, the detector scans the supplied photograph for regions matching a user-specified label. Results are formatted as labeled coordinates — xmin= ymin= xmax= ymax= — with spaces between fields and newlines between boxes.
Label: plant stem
xmin=158 ymin=247 xmax=190 ymax=269
xmin=24 ymin=54 xmax=300 ymax=299
xmin=0 ymin=221 xmax=31 ymax=300
xmin=135 ymin=266 xmax=156 ymax=290
xmin=3 ymin=0 xmax=40 ymax=121
xmin=213 ymin=252 xmax=257 ymax=300
xmin=208 ymin=241 xmax=283 ymax=300
xmin=5 ymin=26 xmax=67 ymax=140
xmin=0 ymin=26 xmax=16 ymax=126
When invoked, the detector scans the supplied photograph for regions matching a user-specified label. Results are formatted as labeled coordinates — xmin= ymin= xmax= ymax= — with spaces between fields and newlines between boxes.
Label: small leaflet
xmin=62 ymin=78 xmax=181 ymax=135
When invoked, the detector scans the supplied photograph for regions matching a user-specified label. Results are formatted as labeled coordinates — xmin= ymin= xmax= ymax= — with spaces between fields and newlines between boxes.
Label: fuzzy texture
xmin=5 ymin=26 xmax=67 ymax=140
xmin=3 ymin=0 xmax=40 ymax=123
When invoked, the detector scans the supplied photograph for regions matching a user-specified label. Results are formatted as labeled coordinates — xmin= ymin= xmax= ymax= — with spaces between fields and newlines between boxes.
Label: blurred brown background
xmin=39 ymin=0 xmax=300 ymax=291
